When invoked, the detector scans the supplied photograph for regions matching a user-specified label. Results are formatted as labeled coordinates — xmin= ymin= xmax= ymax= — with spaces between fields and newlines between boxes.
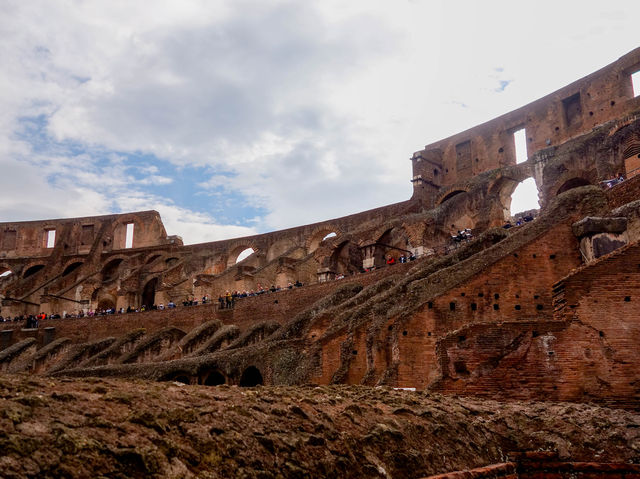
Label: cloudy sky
xmin=1 ymin=1 xmax=639 ymax=244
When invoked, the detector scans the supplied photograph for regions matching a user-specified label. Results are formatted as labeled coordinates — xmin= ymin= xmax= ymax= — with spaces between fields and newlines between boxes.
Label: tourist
xmin=225 ymin=290 xmax=232 ymax=308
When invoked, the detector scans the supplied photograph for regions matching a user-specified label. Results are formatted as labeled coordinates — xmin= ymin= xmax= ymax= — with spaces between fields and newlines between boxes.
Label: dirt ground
xmin=1 ymin=374 xmax=639 ymax=478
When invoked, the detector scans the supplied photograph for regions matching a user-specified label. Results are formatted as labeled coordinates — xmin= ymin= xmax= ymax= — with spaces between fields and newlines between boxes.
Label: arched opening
xmin=0 ymin=267 xmax=13 ymax=278
xmin=373 ymin=228 xmax=411 ymax=266
xmin=308 ymin=229 xmax=339 ymax=253
xmin=165 ymin=257 xmax=179 ymax=267
xmin=142 ymin=278 xmax=158 ymax=308
xmin=438 ymin=190 xmax=466 ymax=205
xmin=239 ymin=366 xmax=263 ymax=387
xmin=102 ymin=258 xmax=124 ymax=281
xmin=202 ymin=370 xmax=226 ymax=386
xmin=510 ymin=178 xmax=540 ymax=217
xmin=62 ymin=262 xmax=83 ymax=277
xmin=557 ymin=177 xmax=591 ymax=195
xmin=97 ymin=298 xmax=116 ymax=311
xmin=159 ymin=372 xmax=191 ymax=384
xmin=23 ymin=264 xmax=45 ymax=278
xmin=329 ymin=241 xmax=363 ymax=275
xmin=145 ymin=254 xmax=161 ymax=264
xmin=233 ymin=247 xmax=254 ymax=265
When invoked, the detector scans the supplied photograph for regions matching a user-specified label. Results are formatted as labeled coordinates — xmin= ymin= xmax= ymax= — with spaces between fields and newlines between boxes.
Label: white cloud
xmin=1 ymin=0 xmax=639 ymax=242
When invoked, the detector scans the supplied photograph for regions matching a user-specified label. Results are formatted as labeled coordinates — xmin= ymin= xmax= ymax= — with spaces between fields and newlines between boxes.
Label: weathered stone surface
xmin=0 ymin=375 xmax=639 ymax=479
xmin=572 ymin=216 xmax=627 ymax=237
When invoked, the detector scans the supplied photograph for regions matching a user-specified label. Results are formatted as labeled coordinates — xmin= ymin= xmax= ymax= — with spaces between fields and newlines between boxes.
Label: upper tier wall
xmin=412 ymin=47 xmax=640 ymax=205
xmin=0 ymin=210 xmax=170 ymax=259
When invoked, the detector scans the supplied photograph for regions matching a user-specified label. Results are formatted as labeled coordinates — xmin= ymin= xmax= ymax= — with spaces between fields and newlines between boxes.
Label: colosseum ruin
xmin=2 ymin=48 xmax=640 ymax=478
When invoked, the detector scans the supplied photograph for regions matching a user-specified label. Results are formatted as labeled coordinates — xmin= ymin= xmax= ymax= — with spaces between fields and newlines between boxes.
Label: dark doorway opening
xmin=142 ymin=278 xmax=158 ymax=307
xmin=203 ymin=371 xmax=226 ymax=386
xmin=239 ymin=366 xmax=263 ymax=387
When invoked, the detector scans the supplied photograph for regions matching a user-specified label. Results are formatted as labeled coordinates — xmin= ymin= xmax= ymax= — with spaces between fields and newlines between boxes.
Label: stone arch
xmin=101 ymin=257 xmax=125 ymax=282
xmin=199 ymin=369 xmax=227 ymax=386
xmin=436 ymin=187 xmax=469 ymax=206
xmin=23 ymin=264 xmax=45 ymax=279
xmin=542 ymin=168 xmax=597 ymax=206
xmin=226 ymin=242 xmax=258 ymax=268
xmin=556 ymin=177 xmax=592 ymax=195
xmin=141 ymin=277 xmax=158 ymax=307
xmin=510 ymin=178 xmax=540 ymax=217
xmin=488 ymin=175 xmax=541 ymax=223
xmin=91 ymin=288 xmax=116 ymax=311
xmin=61 ymin=261 xmax=83 ymax=277
xmin=306 ymin=226 xmax=341 ymax=253
xmin=145 ymin=253 xmax=162 ymax=265
xmin=239 ymin=366 xmax=263 ymax=387
xmin=97 ymin=297 xmax=116 ymax=311
xmin=0 ymin=264 xmax=13 ymax=278
xmin=328 ymin=240 xmax=363 ymax=275
xmin=165 ymin=257 xmax=180 ymax=268
xmin=159 ymin=371 xmax=192 ymax=384
xmin=266 ymin=237 xmax=298 ymax=262
xmin=363 ymin=226 xmax=413 ymax=267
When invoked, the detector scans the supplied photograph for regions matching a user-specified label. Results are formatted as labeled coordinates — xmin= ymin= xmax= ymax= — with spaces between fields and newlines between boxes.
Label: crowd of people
xmin=0 ymin=247 xmax=438 ymax=324
xmin=502 ymin=214 xmax=535 ymax=229
xmin=217 ymin=281 xmax=304 ymax=309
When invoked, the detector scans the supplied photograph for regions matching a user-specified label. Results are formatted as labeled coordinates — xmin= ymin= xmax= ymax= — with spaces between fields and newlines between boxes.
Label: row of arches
xmin=438 ymin=178 xmax=541 ymax=218
xmin=160 ymin=365 xmax=263 ymax=387
xmin=226 ymin=230 xmax=340 ymax=268
xmin=437 ymin=173 xmax=598 ymax=225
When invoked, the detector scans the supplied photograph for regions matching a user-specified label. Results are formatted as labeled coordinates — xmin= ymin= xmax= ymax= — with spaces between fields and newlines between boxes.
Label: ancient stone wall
xmin=412 ymin=47 xmax=640 ymax=206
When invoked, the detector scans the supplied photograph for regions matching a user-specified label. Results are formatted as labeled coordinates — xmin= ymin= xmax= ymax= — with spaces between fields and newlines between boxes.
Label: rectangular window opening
xmin=632 ymin=71 xmax=640 ymax=98
xmin=46 ymin=229 xmax=56 ymax=249
xmin=562 ymin=92 xmax=582 ymax=126
xmin=125 ymin=223 xmax=134 ymax=249
xmin=81 ymin=224 xmax=94 ymax=245
xmin=513 ymin=128 xmax=527 ymax=164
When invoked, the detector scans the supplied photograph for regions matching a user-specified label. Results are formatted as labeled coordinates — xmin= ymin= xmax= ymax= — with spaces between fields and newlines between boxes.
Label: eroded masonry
xmin=2 ymin=48 xmax=640 ymax=408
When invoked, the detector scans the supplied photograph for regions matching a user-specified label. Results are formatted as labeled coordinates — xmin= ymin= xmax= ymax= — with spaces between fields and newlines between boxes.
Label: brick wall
xmin=606 ymin=172 xmax=640 ymax=208
xmin=395 ymin=222 xmax=583 ymax=389
xmin=422 ymin=242 xmax=640 ymax=406
xmin=413 ymin=47 xmax=640 ymax=198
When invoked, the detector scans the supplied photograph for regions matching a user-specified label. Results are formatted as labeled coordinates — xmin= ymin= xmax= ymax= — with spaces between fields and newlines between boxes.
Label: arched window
xmin=24 ymin=264 xmax=45 ymax=278
xmin=235 ymin=248 xmax=254 ymax=263
xmin=62 ymin=262 xmax=83 ymax=277
xmin=510 ymin=178 xmax=540 ymax=216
